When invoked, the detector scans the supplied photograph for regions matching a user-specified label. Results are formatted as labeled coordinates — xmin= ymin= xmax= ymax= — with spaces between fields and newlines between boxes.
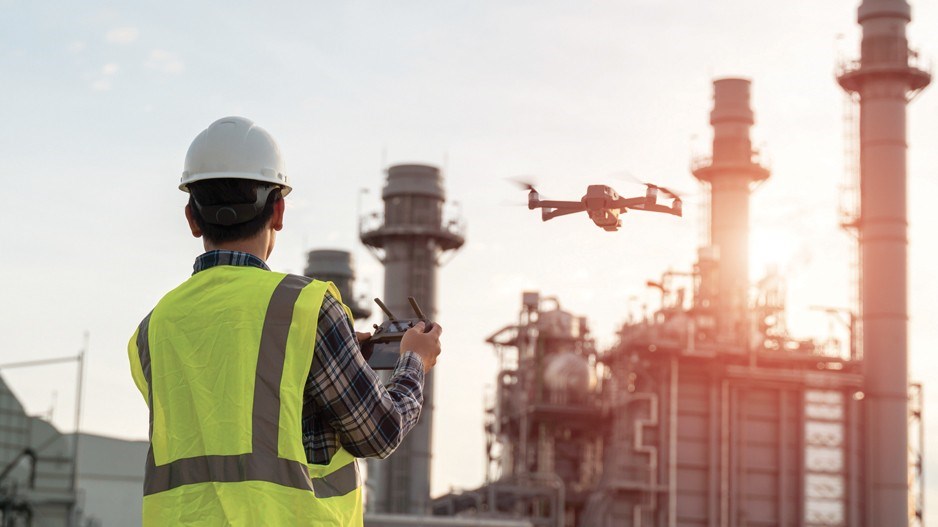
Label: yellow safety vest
xmin=128 ymin=266 xmax=363 ymax=526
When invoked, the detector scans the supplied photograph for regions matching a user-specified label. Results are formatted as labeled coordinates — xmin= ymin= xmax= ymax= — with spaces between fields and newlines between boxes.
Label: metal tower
xmin=837 ymin=1 xmax=930 ymax=524
xmin=692 ymin=78 xmax=770 ymax=344
xmin=360 ymin=163 xmax=465 ymax=514
xmin=304 ymin=249 xmax=372 ymax=319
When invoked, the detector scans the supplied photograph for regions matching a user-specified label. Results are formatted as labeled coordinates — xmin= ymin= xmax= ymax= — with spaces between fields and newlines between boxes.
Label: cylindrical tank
xmin=360 ymin=163 xmax=465 ymax=514
xmin=304 ymin=249 xmax=371 ymax=319
xmin=837 ymin=1 xmax=930 ymax=524
xmin=692 ymin=79 xmax=770 ymax=343
xmin=537 ymin=310 xmax=581 ymax=340
xmin=542 ymin=352 xmax=596 ymax=398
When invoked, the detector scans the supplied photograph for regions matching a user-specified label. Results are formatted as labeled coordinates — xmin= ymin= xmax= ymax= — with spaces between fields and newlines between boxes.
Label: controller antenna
xmin=373 ymin=298 xmax=397 ymax=320
xmin=408 ymin=297 xmax=427 ymax=319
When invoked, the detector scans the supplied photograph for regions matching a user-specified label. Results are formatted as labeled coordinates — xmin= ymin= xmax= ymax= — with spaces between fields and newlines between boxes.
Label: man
xmin=128 ymin=116 xmax=442 ymax=526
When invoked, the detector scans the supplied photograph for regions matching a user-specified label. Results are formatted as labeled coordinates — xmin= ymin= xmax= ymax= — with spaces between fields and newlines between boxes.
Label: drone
xmin=517 ymin=180 xmax=683 ymax=232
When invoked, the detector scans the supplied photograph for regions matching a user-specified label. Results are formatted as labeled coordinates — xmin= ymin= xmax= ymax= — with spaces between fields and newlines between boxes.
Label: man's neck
xmin=204 ymin=237 xmax=270 ymax=262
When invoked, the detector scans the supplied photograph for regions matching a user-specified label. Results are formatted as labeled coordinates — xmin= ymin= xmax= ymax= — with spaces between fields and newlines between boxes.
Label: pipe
xmin=708 ymin=381 xmax=719 ymax=527
xmin=668 ymin=357 xmax=678 ymax=527
xmin=778 ymin=390 xmax=789 ymax=527
xmin=631 ymin=393 xmax=659 ymax=525
xmin=719 ymin=381 xmax=729 ymax=527
xmin=848 ymin=391 xmax=861 ymax=527
xmin=798 ymin=392 xmax=806 ymax=527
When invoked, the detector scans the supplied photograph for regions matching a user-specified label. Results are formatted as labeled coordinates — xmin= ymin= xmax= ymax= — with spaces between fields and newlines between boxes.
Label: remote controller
xmin=360 ymin=297 xmax=435 ymax=370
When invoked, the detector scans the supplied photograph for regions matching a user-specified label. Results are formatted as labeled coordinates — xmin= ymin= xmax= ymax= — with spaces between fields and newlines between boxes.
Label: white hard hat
xmin=180 ymin=116 xmax=292 ymax=196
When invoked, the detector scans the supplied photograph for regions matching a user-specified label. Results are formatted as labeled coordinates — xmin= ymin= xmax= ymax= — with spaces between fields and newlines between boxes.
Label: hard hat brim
xmin=179 ymin=171 xmax=292 ymax=196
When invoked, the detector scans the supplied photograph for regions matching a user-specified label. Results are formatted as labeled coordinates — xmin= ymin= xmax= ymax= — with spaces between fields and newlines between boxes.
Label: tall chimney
xmin=837 ymin=0 xmax=930 ymax=524
xmin=360 ymin=164 xmax=465 ymax=514
xmin=304 ymin=249 xmax=372 ymax=319
xmin=692 ymin=79 xmax=770 ymax=343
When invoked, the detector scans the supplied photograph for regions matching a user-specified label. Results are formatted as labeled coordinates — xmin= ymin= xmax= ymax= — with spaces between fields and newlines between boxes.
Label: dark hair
xmin=187 ymin=179 xmax=282 ymax=243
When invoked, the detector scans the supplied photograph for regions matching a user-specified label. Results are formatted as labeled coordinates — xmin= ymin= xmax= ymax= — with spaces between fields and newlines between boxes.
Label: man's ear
xmin=271 ymin=197 xmax=285 ymax=232
xmin=184 ymin=204 xmax=203 ymax=238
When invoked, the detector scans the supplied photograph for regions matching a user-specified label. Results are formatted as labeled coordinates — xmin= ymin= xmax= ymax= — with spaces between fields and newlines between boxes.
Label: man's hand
xmin=400 ymin=322 xmax=443 ymax=374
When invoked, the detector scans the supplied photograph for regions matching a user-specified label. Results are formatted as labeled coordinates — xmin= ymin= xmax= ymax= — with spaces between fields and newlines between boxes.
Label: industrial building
xmin=0 ymin=375 xmax=148 ymax=526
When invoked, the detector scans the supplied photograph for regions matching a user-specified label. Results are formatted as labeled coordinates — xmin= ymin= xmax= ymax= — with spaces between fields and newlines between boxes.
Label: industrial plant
xmin=0 ymin=0 xmax=930 ymax=525
xmin=362 ymin=0 xmax=925 ymax=525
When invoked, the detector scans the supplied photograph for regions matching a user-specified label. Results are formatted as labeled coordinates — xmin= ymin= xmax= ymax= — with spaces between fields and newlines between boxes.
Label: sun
xmin=749 ymin=228 xmax=799 ymax=280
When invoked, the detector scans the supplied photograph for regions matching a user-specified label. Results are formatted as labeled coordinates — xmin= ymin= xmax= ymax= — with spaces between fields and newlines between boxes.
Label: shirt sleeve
xmin=303 ymin=294 xmax=425 ymax=461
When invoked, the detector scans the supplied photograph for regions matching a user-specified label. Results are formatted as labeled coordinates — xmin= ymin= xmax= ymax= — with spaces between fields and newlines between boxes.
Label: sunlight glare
xmin=750 ymin=229 xmax=799 ymax=280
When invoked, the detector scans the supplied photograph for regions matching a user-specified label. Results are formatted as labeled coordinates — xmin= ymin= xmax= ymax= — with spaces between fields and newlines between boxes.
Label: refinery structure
xmin=0 ymin=0 xmax=931 ymax=526
xmin=370 ymin=0 xmax=927 ymax=525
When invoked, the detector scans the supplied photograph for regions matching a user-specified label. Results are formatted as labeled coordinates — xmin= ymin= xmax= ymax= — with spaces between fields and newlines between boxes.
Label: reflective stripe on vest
xmin=136 ymin=274 xmax=360 ymax=497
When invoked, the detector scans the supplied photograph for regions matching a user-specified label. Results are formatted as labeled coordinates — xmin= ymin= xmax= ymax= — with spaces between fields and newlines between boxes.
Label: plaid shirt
xmin=193 ymin=250 xmax=425 ymax=464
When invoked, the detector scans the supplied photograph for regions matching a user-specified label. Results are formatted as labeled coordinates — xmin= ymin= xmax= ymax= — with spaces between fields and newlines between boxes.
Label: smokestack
xmin=837 ymin=0 xmax=930 ymax=524
xmin=360 ymin=163 xmax=465 ymax=514
xmin=692 ymin=78 xmax=770 ymax=343
xmin=304 ymin=249 xmax=371 ymax=319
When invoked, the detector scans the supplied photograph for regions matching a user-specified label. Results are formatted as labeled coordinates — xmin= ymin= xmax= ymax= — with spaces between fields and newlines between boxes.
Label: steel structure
xmin=836 ymin=1 xmax=930 ymax=524
xmin=304 ymin=249 xmax=372 ymax=319
xmin=361 ymin=164 xmax=465 ymax=514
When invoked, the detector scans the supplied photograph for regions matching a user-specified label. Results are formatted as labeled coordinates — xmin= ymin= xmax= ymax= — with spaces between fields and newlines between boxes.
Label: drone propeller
xmin=507 ymin=175 xmax=539 ymax=193
xmin=505 ymin=176 xmax=544 ymax=211
xmin=616 ymin=171 xmax=686 ymax=199
xmin=650 ymin=184 xmax=682 ymax=200
xmin=613 ymin=170 xmax=647 ymax=186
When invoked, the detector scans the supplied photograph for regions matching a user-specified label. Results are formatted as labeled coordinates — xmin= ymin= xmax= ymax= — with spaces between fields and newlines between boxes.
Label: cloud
xmin=105 ymin=27 xmax=139 ymax=44
xmin=67 ymin=41 xmax=86 ymax=54
xmin=91 ymin=79 xmax=112 ymax=92
xmin=90 ymin=63 xmax=119 ymax=91
xmin=145 ymin=49 xmax=184 ymax=74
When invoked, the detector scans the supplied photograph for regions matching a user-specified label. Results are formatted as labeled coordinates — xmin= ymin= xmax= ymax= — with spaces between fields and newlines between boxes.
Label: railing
xmin=358 ymin=211 xmax=383 ymax=237
xmin=615 ymin=306 xmax=858 ymax=361
xmin=836 ymin=46 xmax=932 ymax=78
xmin=690 ymin=148 xmax=770 ymax=173
xmin=358 ymin=211 xmax=466 ymax=240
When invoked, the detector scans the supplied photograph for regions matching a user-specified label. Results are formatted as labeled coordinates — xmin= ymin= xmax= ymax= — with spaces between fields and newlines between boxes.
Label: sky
xmin=1 ymin=0 xmax=937 ymax=522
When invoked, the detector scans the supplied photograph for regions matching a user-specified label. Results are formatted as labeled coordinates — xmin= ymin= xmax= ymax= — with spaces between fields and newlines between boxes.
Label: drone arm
xmin=634 ymin=202 xmax=683 ymax=217
xmin=611 ymin=196 xmax=649 ymax=210
xmin=536 ymin=200 xmax=586 ymax=222
xmin=537 ymin=199 xmax=586 ymax=210
xmin=542 ymin=207 xmax=585 ymax=221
